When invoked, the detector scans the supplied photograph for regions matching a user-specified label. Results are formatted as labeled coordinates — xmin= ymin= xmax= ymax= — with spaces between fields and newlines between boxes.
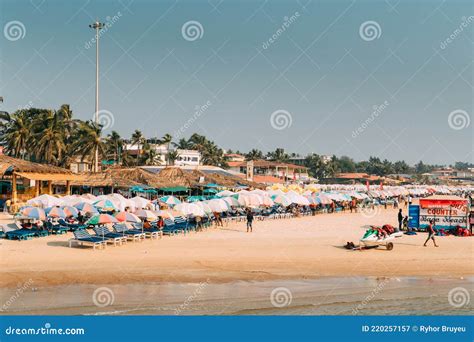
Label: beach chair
xmin=6 ymin=228 xmax=36 ymax=240
xmin=69 ymin=229 xmax=106 ymax=250
xmin=132 ymin=223 xmax=162 ymax=239
xmin=113 ymin=223 xmax=145 ymax=242
xmin=174 ymin=216 xmax=189 ymax=234
xmin=162 ymin=218 xmax=179 ymax=236
xmin=58 ymin=219 xmax=86 ymax=231
xmin=93 ymin=226 xmax=127 ymax=246
xmin=45 ymin=221 xmax=69 ymax=235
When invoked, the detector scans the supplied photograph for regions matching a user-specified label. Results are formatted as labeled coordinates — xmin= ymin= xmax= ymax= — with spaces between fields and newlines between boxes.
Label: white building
xmin=124 ymin=143 xmax=201 ymax=166
xmin=175 ymin=149 xmax=201 ymax=166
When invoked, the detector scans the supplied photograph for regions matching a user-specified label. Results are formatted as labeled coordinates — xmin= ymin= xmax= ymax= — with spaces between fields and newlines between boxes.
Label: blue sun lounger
xmin=69 ymin=229 xmax=107 ymax=249
xmin=113 ymin=223 xmax=145 ymax=241
xmin=93 ymin=226 xmax=127 ymax=246
xmin=6 ymin=228 xmax=36 ymax=240
xmin=132 ymin=223 xmax=163 ymax=239
xmin=45 ymin=221 xmax=68 ymax=235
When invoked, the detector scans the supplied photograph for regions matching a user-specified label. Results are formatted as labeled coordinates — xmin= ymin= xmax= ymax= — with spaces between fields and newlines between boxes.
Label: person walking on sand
xmin=246 ymin=209 xmax=254 ymax=232
xmin=397 ymin=209 xmax=403 ymax=231
xmin=424 ymin=219 xmax=439 ymax=247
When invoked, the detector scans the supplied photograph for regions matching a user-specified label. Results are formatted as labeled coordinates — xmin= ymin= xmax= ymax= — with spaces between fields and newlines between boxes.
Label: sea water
xmin=1 ymin=277 xmax=472 ymax=315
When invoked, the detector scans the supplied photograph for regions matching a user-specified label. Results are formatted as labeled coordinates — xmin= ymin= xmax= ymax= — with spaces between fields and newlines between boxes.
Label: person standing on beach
xmin=246 ymin=209 xmax=254 ymax=232
xmin=424 ymin=220 xmax=438 ymax=247
xmin=397 ymin=209 xmax=403 ymax=231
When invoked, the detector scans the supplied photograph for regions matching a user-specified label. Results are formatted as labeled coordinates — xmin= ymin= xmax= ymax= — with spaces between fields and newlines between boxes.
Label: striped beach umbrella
xmin=93 ymin=199 xmax=117 ymax=211
xmin=115 ymin=211 xmax=141 ymax=223
xmin=135 ymin=209 xmax=158 ymax=221
xmin=86 ymin=214 xmax=118 ymax=225
xmin=222 ymin=196 xmax=239 ymax=207
xmin=20 ymin=207 xmax=46 ymax=220
xmin=62 ymin=206 xmax=79 ymax=217
xmin=159 ymin=196 xmax=181 ymax=206
xmin=74 ymin=202 xmax=99 ymax=214
xmin=271 ymin=194 xmax=291 ymax=207
xmin=47 ymin=207 xmax=66 ymax=218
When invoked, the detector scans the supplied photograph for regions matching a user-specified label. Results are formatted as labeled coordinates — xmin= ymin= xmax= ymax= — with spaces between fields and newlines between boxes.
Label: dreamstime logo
xmin=270 ymin=287 xmax=292 ymax=308
xmin=181 ymin=21 xmax=204 ymax=42
xmin=448 ymin=287 xmax=470 ymax=308
xmin=92 ymin=287 xmax=115 ymax=307
xmin=174 ymin=100 xmax=212 ymax=139
xmin=270 ymin=109 xmax=292 ymax=130
xmin=352 ymin=278 xmax=390 ymax=314
xmin=359 ymin=21 xmax=382 ymax=41
xmin=174 ymin=279 xmax=210 ymax=315
xmin=262 ymin=12 xmax=300 ymax=50
xmin=4 ymin=21 xmax=26 ymax=41
xmin=440 ymin=16 xmax=474 ymax=50
xmin=448 ymin=109 xmax=470 ymax=130
xmin=360 ymin=205 xmax=381 ymax=219
xmin=93 ymin=109 xmax=115 ymax=130
xmin=1 ymin=278 xmax=34 ymax=312
xmin=352 ymin=101 xmax=389 ymax=138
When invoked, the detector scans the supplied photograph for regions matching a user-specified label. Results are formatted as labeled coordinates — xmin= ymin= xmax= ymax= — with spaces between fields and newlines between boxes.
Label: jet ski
xmin=360 ymin=225 xmax=402 ymax=250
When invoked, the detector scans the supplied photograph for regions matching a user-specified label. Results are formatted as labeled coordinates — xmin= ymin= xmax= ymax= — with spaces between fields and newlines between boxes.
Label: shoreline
xmin=1 ymin=209 xmax=472 ymax=289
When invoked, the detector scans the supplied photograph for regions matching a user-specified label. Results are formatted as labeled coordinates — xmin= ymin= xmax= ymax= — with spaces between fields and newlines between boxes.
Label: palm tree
xmin=31 ymin=110 xmax=66 ymax=165
xmin=105 ymin=131 xmax=123 ymax=165
xmin=172 ymin=138 xmax=192 ymax=150
xmin=131 ymin=129 xmax=144 ymax=165
xmin=71 ymin=121 xmax=104 ymax=171
xmin=245 ymin=149 xmax=263 ymax=161
xmin=159 ymin=133 xmax=173 ymax=151
xmin=166 ymin=150 xmax=179 ymax=166
xmin=2 ymin=111 xmax=31 ymax=158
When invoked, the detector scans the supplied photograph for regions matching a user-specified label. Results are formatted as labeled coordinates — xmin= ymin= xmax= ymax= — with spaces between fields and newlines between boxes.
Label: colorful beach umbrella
xmin=271 ymin=194 xmax=291 ymax=207
xmin=74 ymin=202 xmax=99 ymax=214
xmin=114 ymin=211 xmax=141 ymax=223
xmin=20 ymin=207 xmax=46 ymax=220
xmin=159 ymin=196 xmax=181 ymax=206
xmin=47 ymin=207 xmax=66 ymax=218
xmin=134 ymin=209 xmax=158 ymax=221
xmin=86 ymin=214 xmax=118 ymax=225
xmin=222 ymin=196 xmax=239 ymax=207
xmin=93 ymin=199 xmax=117 ymax=211
xmin=62 ymin=206 xmax=79 ymax=217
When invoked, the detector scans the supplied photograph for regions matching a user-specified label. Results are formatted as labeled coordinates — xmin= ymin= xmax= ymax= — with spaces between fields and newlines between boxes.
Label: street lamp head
xmin=89 ymin=22 xmax=105 ymax=30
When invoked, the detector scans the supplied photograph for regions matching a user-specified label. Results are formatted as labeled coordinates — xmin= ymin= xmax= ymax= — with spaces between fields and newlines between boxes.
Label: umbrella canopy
xmin=159 ymin=195 xmax=182 ymax=206
xmin=20 ymin=207 xmax=46 ymax=220
xmin=26 ymin=194 xmax=60 ymax=208
xmin=62 ymin=206 xmax=79 ymax=217
xmin=86 ymin=214 xmax=119 ymax=225
xmin=47 ymin=207 xmax=66 ymax=218
xmin=286 ymin=191 xmax=310 ymax=205
xmin=93 ymin=199 xmax=117 ymax=211
xmin=194 ymin=201 xmax=213 ymax=214
xmin=222 ymin=196 xmax=239 ymax=207
xmin=271 ymin=194 xmax=292 ymax=207
xmin=187 ymin=196 xmax=205 ymax=202
xmin=130 ymin=196 xmax=151 ymax=210
xmin=237 ymin=194 xmax=263 ymax=207
xmin=216 ymin=190 xmax=235 ymax=197
xmin=135 ymin=209 xmax=158 ymax=221
xmin=175 ymin=203 xmax=205 ymax=217
xmin=114 ymin=211 xmax=141 ymax=223
xmin=206 ymin=199 xmax=229 ymax=212
xmin=74 ymin=202 xmax=99 ymax=214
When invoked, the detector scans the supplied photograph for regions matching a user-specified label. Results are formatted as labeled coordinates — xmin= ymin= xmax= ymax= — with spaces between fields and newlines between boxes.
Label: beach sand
xmin=1 ymin=208 xmax=472 ymax=289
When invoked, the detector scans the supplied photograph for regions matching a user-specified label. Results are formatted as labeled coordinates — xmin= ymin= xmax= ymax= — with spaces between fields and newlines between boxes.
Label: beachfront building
xmin=322 ymin=172 xmax=382 ymax=185
xmin=0 ymin=155 xmax=84 ymax=208
xmin=69 ymin=155 xmax=95 ymax=173
xmin=124 ymin=142 xmax=201 ymax=166
xmin=227 ymin=159 xmax=308 ymax=183
xmin=224 ymin=153 xmax=246 ymax=163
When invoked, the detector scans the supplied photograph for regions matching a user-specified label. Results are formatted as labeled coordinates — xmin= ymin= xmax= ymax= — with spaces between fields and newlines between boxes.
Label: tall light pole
xmin=89 ymin=21 xmax=105 ymax=172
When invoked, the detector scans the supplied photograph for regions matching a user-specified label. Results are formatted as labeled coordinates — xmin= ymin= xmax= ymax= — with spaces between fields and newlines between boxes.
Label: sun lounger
xmin=113 ymin=223 xmax=145 ymax=241
xmin=6 ymin=228 xmax=36 ymax=240
xmin=58 ymin=219 xmax=86 ymax=231
xmin=45 ymin=221 xmax=68 ymax=235
xmin=162 ymin=218 xmax=179 ymax=235
xmin=132 ymin=223 xmax=163 ymax=239
xmin=69 ymin=229 xmax=107 ymax=249
xmin=93 ymin=226 xmax=127 ymax=246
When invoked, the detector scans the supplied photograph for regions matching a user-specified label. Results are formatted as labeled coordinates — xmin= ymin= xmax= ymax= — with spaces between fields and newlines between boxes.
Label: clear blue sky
xmin=1 ymin=0 xmax=472 ymax=165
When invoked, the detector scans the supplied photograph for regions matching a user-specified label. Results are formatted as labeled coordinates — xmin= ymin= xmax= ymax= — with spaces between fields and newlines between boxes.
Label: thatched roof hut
xmin=0 ymin=155 xmax=76 ymax=180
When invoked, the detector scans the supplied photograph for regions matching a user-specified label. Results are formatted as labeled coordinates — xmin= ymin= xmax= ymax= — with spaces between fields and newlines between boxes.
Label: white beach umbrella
xmin=130 ymin=196 xmax=151 ymax=210
xmin=206 ymin=199 xmax=229 ymax=212
xmin=135 ymin=209 xmax=158 ymax=221
xmin=222 ymin=196 xmax=239 ymax=207
xmin=175 ymin=203 xmax=205 ymax=217
xmin=216 ymin=190 xmax=235 ymax=197
xmin=194 ymin=201 xmax=213 ymax=214
xmin=26 ymin=194 xmax=60 ymax=208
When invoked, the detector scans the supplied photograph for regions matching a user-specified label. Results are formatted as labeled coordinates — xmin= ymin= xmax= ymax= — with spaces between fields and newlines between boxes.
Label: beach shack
xmin=0 ymin=155 xmax=84 ymax=208
xmin=416 ymin=195 xmax=469 ymax=230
